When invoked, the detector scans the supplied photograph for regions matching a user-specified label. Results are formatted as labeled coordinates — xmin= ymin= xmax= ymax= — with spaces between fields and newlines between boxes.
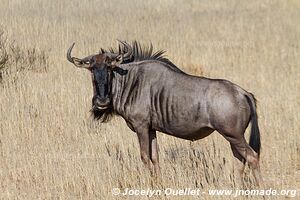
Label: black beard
xmin=91 ymin=106 xmax=114 ymax=122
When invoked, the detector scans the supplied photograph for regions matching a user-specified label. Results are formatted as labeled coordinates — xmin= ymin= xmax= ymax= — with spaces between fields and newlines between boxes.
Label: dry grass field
xmin=0 ymin=0 xmax=299 ymax=199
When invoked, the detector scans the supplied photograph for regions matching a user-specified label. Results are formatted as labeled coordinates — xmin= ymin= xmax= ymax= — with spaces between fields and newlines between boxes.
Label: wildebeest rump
xmin=67 ymin=41 xmax=262 ymax=185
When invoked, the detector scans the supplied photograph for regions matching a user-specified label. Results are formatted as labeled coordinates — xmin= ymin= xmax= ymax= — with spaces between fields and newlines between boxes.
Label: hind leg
xmin=230 ymin=144 xmax=246 ymax=186
xmin=243 ymin=147 xmax=262 ymax=187
xmin=226 ymin=136 xmax=262 ymax=186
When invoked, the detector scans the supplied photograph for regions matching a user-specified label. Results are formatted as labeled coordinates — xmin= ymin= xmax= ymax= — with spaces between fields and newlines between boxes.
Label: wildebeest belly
xmin=154 ymin=126 xmax=215 ymax=141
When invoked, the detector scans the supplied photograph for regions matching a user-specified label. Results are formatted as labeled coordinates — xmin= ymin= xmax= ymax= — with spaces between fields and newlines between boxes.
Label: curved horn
xmin=67 ymin=43 xmax=76 ymax=63
xmin=117 ymin=40 xmax=132 ymax=58
xmin=124 ymin=42 xmax=132 ymax=58
xmin=67 ymin=43 xmax=90 ymax=69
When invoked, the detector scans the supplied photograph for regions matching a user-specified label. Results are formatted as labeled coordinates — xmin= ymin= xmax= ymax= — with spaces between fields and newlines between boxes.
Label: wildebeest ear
xmin=111 ymin=55 xmax=123 ymax=67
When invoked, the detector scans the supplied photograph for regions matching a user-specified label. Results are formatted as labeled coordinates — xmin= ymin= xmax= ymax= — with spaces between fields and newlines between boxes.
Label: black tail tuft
xmin=246 ymin=94 xmax=261 ymax=158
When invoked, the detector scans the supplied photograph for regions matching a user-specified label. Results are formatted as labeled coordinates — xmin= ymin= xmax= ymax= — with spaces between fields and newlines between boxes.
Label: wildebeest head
xmin=67 ymin=41 xmax=132 ymax=120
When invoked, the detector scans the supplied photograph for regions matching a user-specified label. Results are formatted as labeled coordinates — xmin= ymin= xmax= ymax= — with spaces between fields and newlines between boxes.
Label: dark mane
xmin=108 ymin=41 xmax=184 ymax=73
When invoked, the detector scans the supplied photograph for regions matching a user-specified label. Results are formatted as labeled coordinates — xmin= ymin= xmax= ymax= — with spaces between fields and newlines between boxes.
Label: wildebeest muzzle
xmin=92 ymin=95 xmax=110 ymax=110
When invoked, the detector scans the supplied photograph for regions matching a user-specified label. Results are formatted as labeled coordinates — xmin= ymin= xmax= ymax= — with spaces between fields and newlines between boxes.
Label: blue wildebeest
xmin=67 ymin=41 xmax=262 ymax=185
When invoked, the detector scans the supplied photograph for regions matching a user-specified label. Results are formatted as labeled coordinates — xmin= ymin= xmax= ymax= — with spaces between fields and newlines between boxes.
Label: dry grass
xmin=0 ymin=0 xmax=299 ymax=199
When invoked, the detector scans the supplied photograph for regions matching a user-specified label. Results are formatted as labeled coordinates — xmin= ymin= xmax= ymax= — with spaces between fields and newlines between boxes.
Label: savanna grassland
xmin=0 ymin=0 xmax=299 ymax=199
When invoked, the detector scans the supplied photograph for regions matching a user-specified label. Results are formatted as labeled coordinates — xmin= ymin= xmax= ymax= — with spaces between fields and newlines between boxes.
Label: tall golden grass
xmin=0 ymin=0 xmax=299 ymax=199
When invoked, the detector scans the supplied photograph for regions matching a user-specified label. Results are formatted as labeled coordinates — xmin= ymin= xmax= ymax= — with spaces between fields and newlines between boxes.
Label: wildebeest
xmin=67 ymin=41 xmax=262 ymax=185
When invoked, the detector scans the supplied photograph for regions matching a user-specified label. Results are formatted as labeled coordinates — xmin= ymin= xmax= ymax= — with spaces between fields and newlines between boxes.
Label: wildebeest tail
xmin=245 ymin=93 xmax=261 ymax=158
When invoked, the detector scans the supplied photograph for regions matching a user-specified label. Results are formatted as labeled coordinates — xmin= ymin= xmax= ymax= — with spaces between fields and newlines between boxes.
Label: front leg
xmin=136 ymin=127 xmax=152 ymax=169
xmin=135 ymin=126 xmax=161 ymax=177
xmin=149 ymin=130 xmax=160 ymax=175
